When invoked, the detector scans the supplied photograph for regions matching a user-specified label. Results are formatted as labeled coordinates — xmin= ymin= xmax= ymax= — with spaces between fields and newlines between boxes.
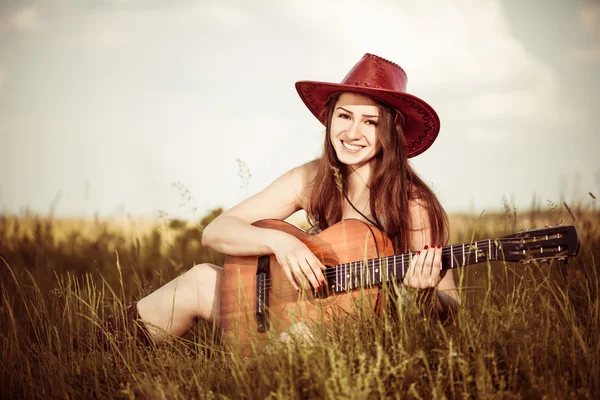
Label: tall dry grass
xmin=0 ymin=201 xmax=598 ymax=399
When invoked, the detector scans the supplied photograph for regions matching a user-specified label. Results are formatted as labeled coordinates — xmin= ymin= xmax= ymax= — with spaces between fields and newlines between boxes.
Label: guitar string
xmin=261 ymin=256 xmax=568 ymax=290
xmin=260 ymin=254 xmax=569 ymax=292
xmin=262 ymin=243 xmax=570 ymax=294
xmin=255 ymin=237 xmax=568 ymax=286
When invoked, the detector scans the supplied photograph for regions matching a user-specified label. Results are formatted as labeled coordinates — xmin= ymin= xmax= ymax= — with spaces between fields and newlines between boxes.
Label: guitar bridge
xmin=256 ymin=255 xmax=270 ymax=332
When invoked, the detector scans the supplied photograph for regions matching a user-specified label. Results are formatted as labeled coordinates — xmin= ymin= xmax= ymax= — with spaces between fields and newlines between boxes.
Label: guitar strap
xmin=342 ymin=191 xmax=384 ymax=232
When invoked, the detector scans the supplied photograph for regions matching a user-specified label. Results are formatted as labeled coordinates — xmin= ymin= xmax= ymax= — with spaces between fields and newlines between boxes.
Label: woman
xmin=112 ymin=53 xmax=459 ymax=345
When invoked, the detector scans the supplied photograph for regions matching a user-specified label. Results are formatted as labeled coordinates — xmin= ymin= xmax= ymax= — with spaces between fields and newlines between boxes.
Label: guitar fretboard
xmin=331 ymin=239 xmax=497 ymax=293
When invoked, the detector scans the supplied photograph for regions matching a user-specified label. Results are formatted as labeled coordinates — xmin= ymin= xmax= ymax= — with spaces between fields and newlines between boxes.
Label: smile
xmin=341 ymin=141 xmax=364 ymax=152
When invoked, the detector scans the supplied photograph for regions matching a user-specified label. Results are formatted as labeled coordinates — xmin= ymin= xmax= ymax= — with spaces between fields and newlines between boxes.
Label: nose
xmin=345 ymin=120 xmax=362 ymax=140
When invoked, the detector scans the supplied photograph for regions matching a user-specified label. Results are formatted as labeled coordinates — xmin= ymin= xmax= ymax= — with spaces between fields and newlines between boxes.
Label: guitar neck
xmin=331 ymin=239 xmax=497 ymax=293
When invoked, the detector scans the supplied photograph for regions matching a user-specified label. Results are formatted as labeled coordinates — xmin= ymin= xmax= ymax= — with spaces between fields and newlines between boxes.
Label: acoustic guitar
xmin=220 ymin=219 xmax=579 ymax=352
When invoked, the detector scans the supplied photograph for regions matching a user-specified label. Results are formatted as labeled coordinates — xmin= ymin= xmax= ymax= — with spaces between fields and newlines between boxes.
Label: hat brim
xmin=295 ymin=81 xmax=440 ymax=158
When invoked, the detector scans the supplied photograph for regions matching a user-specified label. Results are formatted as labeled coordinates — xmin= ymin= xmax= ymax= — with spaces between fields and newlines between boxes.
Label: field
xmin=0 ymin=202 xmax=599 ymax=399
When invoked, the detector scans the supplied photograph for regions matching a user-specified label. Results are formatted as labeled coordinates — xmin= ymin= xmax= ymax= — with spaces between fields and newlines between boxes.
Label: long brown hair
xmin=306 ymin=92 xmax=448 ymax=253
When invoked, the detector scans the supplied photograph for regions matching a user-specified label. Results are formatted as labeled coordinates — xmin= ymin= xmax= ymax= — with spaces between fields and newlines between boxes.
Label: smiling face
xmin=329 ymin=92 xmax=381 ymax=169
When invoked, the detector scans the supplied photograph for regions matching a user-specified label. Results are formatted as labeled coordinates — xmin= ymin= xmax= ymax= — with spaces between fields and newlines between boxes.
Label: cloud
xmin=571 ymin=47 xmax=600 ymax=63
xmin=10 ymin=7 xmax=42 ymax=31
xmin=579 ymin=3 xmax=600 ymax=37
xmin=573 ymin=4 xmax=600 ymax=64
xmin=285 ymin=0 xmax=564 ymax=127
xmin=1 ymin=0 xmax=593 ymax=217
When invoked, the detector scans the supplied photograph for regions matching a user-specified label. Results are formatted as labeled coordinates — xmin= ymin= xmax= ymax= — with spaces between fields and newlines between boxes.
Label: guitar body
xmin=219 ymin=219 xmax=580 ymax=354
xmin=220 ymin=219 xmax=395 ymax=354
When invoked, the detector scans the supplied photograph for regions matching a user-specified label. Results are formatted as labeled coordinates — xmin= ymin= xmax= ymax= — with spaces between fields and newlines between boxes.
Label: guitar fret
xmin=402 ymin=254 xmax=405 ymax=279
xmin=345 ymin=263 xmax=348 ymax=291
xmin=462 ymin=243 xmax=465 ymax=266
xmin=352 ymin=261 xmax=358 ymax=289
xmin=360 ymin=261 xmax=363 ymax=288
xmin=488 ymin=239 xmax=491 ymax=260
xmin=475 ymin=242 xmax=478 ymax=263
xmin=393 ymin=255 xmax=397 ymax=279
xmin=348 ymin=262 xmax=352 ymax=290
xmin=451 ymin=245 xmax=454 ymax=268
xmin=348 ymin=263 xmax=354 ymax=289
xmin=355 ymin=261 xmax=358 ymax=289
xmin=353 ymin=261 xmax=357 ymax=289
xmin=371 ymin=260 xmax=375 ymax=286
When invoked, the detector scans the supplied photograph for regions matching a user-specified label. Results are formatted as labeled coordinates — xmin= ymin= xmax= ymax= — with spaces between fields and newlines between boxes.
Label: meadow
xmin=0 ymin=200 xmax=598 ymax=399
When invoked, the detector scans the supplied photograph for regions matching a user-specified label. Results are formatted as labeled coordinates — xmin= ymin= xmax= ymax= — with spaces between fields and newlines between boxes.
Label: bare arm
xmin=201 ymin=165 xmax=304 ymax=255
xmin=201 ymin=161 xmax=326 ymax=291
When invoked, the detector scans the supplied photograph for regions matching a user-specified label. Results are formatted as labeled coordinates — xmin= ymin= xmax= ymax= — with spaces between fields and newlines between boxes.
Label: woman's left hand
xmin=403 ymin=244 xmax=445 ymax=289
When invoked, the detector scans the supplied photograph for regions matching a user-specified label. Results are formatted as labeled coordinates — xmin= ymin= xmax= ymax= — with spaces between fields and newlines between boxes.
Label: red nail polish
xmin=437 ymin=244 xmax=441 ymax=249
xmin=417 ymin=251 xmax=421 ymax=255
xmin=424 ymin=245 xmax=428 ymax=250
xmin=321 ymin=280 xmax=326 ymax=287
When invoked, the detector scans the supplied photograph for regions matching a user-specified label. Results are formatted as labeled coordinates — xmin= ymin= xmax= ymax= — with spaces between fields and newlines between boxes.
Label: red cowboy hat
xmin=295 ymin=53 xmax=440 ymax=158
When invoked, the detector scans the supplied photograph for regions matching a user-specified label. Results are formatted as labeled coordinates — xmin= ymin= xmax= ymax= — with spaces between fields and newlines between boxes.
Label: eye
xmin=337 ymin=113 xmax=351 ymax=120
xmin=365 ymin=120 xmax=378 ymax=126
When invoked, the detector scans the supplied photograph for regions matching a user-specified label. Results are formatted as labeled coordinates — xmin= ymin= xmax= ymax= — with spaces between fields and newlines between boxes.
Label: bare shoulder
xmin=217 ymin=160 xmax=319 ymax=224
xmin=407 ymin=197 xmax=436 ymax=251
xmin=408 ymin=198 xmax=431 ymax=231
xmin=293 ymin=159 xmax=319 ymax=210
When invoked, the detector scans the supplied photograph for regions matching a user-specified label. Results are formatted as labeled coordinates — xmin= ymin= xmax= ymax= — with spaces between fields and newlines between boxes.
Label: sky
xmin=1 ymin=0 xmax=599 ymax=220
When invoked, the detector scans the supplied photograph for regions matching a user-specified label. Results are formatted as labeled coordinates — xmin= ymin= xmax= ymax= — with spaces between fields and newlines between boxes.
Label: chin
xmin=336 ymin=153 xmax=373 ymax=168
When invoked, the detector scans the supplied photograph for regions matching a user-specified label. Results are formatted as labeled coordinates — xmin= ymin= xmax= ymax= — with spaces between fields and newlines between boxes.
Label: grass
xmin=0 ymin=202 xmax=598 ymax=399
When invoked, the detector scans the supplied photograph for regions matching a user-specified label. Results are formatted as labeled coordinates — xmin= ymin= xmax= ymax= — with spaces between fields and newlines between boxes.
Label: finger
xmin=299 ymin=259 xmax=321 ymax=291
xmin=423 ymin=245 xmax=436 ymax=275
xmin=308 ymin=255 xmax=327 ymax=286
xmin=282 ymin=265 xmax=300 ymax=292
xmin=405 ymin=250 xmax=421 ymax=287
xmin=421 ymin=245 xmax=436 ymax=289
xmin=430 ymin=244 xmax=443 ymax=286
xmin=290 ymin=264 xmax=311 ymax=290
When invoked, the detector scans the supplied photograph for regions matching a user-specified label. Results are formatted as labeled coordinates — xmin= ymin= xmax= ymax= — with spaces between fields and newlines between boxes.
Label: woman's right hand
xmin=270 ymin=231 xmax=327 ymax=293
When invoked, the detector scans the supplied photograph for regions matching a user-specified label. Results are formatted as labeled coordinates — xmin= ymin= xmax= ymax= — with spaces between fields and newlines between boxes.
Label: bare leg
xmin=135 ymin=263 xmax=222 ymax=344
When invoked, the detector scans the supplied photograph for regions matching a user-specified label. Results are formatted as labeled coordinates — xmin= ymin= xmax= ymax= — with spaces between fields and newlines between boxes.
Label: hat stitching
xmin=364 ymin=53 xmax=408 ymax=81
xmin=398 ymin=95 xmax=435 ymax=150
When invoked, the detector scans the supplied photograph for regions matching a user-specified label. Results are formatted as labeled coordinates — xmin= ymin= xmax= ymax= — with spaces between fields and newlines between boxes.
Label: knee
xmin=188 ymin=263 xmax=222 ymax=286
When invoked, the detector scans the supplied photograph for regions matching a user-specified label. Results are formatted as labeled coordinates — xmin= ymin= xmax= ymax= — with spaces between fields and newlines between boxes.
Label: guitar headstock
xmin=496 ymin=226 xmax=580 ymax=263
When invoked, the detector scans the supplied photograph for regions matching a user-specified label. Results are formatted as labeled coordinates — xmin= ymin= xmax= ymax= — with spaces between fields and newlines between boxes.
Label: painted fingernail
xmin=437 ymin=244 xmax=441 ymax=249
xmin=321 ymin=280 xmax=327 ymax=287
xmin=417 ymin=251 xmax=421 ymax=255
xmin=424 ymin=245 xmax=429 ymax=250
